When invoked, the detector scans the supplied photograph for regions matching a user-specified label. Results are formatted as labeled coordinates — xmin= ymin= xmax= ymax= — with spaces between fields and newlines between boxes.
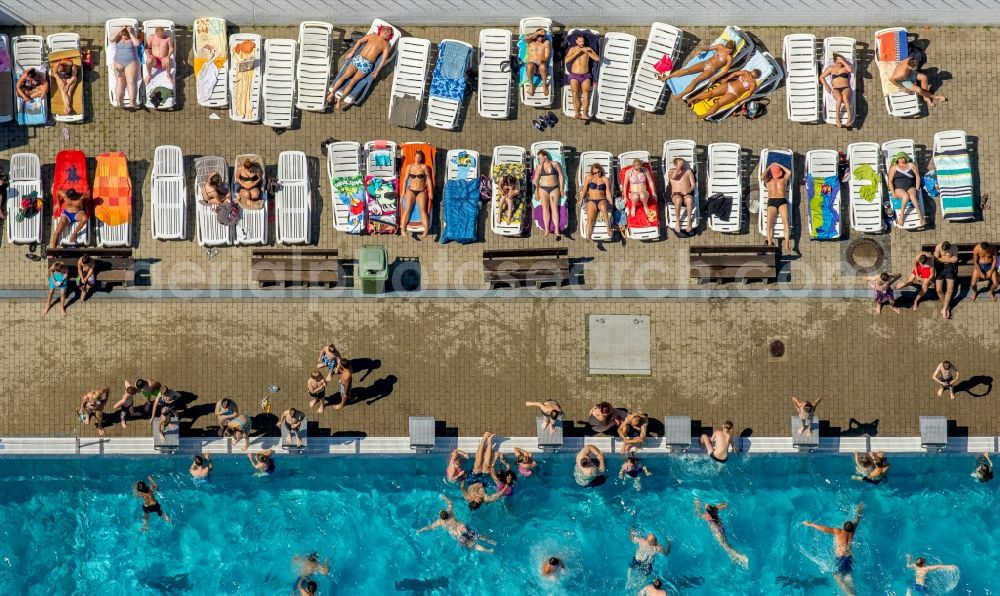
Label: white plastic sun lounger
xmin=195 ymin=156 xmax=233 ymax=247
xmin=519 ymin=17 xmax=554 ymax=108
xmin=490 ymin=145 xmax=528 ymax=237
xmin=881 ymin=138 xmax=925 ymax=229
xmin=234 ymin=153 xmax=268 ymax=245
xmin=326 ymin=141 xmax=363 ymax=233
xmin=105 ymin=19 xmax=144 ymax=108
xmin=620 ymin=150 xmax=659 ymax=240
xmin=804 ymin=149 xmax=842 ymax=240
xmin=426 ymin=39 xmax=474 ymax=130
xmin=847 ymin=142 xmax=884 ymax=233
xmin=707 ymin=142 xmax=743 ymax=233
xmin=663 ymin=140 xmax=700 ymax=234
xmin=577 ymin=150 xmax=615 ymax=241
xmin=595 ymin=32 xmax=636 ymax=123
xmin=561 ymin=29 xmax=599 ymax=119
xmin=262 ymin=38 xmax=297 ymax=129
xmin=478 ymin=29 xmax=513 ymax=119
xmin=822 ymin=36 xmax=856 ymax=127
xmin=151 ymin=145 xmax=187 ymax=241
xmin=295 ymin=21 xmax=333 ymax=112
xmin=628 ymin=22 xmax=682 ymax=113
xmin=6 ymin=153 xmax=42 ymax=244
xmin=142 ymin=20 xmax=177 ymax=110
xmin=782 ymin=33 xmax=819 ymax=123
xmin=193 ymin=17 xmax=228 ymax=108
xmin=12 ymin=35 xmax=47 ymax=126
xmin=874 ymin=27 xmax=921 ymax=118
xmin=933 ymin=130 xmax=976 ymax=223
xmin=387 ymin=37 xmax=431 ymax=129
xmin=276 ymin=150 xmax=311 ymax=244
xmin=229 ymin=33 xmax=261 ymax=123
xmin=45 ymin=33 xmax=83 ymax=122
xmin=758 ymin=148 xmax=795 ymax=240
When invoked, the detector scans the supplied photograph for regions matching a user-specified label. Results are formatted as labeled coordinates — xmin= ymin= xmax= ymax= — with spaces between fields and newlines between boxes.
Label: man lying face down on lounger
xmin=326 ymin=25 xmax=394 ymax=110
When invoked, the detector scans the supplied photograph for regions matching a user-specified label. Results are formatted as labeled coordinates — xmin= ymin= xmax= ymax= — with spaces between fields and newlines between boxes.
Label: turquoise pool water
xmin=0 ymin=453 xmax=990 ymax=595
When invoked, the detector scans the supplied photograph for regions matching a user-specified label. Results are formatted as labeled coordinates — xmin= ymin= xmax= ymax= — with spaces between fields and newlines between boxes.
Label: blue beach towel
xmin=806 ymin=173 xmax=841 ymax=240
xmin=440 ymin=178 xmax=481 ymax=244
xmin=517 ymin=33 xmax=551 ymax=87
xmin=429 ymin=41 xmax=471 ymax=101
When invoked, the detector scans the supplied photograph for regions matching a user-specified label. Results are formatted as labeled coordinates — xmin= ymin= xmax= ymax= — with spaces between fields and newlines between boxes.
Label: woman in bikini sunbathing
xmin=624 ymin=159 xmax=654 ymax=221
xmin=579 ymin=162 xmax=612 ymax=240
xmin=686 ymin=69 xmax=760 ymax=120
xmin=399 ymin=150 xmax=433 ymax=239
xmin=533 ymin=150 xmax=564 ymax=237
xmin=820 ymin=53 xmax=853 ymax=127
xmin=665 ymin=39 xmax=736 ymax=98
xmin=53 ymin=59 xmax=80 ymax=116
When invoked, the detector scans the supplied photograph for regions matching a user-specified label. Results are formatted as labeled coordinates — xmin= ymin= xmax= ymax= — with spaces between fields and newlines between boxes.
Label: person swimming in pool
xmin=248 ymin=449 xmax=275 ymax=475
xmin=293 ymin=552 xmax=330 ymax=577
xmin=189 ymin=453 xmax=212 ymax=481
xmin=461 ymin=433 xmax=504 ymax=509
xmin=699 ymin=421 xmax=738 ymax=463
xmin=564 ymin=31 xmax=599 ymax=120
xmin=541 ymin=556 xmax=564 ymax=578
xmin=133 ymin=475 xmax=170 ymax=531
xmin=852 ymin=451 xmax=889 ymax=484
xmin=664 ymin=39 xmax=737 ymax=98
xmin=489 ymin=455 xmax=518 ymax=500
xmin=802 ymin=502 xmax=863 ymax=596
xmin=972 ymin=452 xmax=993 ymax=482
xmin=418 ymin=495 xmax=496 ymax=553
xmin=512 ymin=447 xmax=537 ymax=476
xmin=618 ymin=452 xmax=652 ymax=490
xmin=694 ymin=500 xmax=749 ymax=568
xmin=574 ymin=445 xmax=607 ymax=487
xmin=639 ymin=578 xmax=667 ymax=596
xmin=297 ymin=577 xmax=318 ymax=595
xmin=326 ymin=25 xmax=394 ymax=110
xmin=446 ymin=448 xmax=469 ymax=483
xmin=628 ymin=529 xmax=667 ymax=580
xmin=906 ymin=555 xmax=957 ymax=595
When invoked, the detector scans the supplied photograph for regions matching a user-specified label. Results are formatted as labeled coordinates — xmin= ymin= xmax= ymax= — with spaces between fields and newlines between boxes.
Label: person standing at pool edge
xmin=906 ymin=555 xmax=958 ymax=595
xmin=802 ymin=503 xmax=863 ymax=596
xmin=133 ymin=475 xmax=170 ymax=531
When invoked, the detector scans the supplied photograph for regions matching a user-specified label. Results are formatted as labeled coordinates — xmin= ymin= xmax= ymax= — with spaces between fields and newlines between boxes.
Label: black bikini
xmin=538 ymin=162 xmax=558 ymax=193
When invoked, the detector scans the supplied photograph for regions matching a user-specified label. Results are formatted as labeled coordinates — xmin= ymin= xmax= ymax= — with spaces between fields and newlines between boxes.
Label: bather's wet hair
xmin=469 ymin=500 xmax=482 ymax=511
xmin=438 ymin=509 xmax=450 ymax=520
xmin=652 ymin=579 xmax=663 ymax=589
xmin=915 ymin=557 xmax=926 ymax=567
xmin=193 ymin=456 xmax=204 ymax=466
xmin=135 ymin=480 xmax=149 ymax=492
xmin=843 ymin=521 xmax=855 ymax=532
xmin=723 ymin=421 xmax=734 ymax=431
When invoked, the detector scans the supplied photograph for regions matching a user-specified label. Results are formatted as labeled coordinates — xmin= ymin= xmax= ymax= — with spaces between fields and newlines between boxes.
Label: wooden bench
xmin=689 ymin=246 xmax=778 ymax=283
xmin=483 ymin=248 xmax=570 ymax=289
xmin=46 ymin=248 xmax=136 ymax=287
xmin=251 ymin=249 xmax=340 ymax=288
xmin=920 ymin=243 xmax=976 ymax=278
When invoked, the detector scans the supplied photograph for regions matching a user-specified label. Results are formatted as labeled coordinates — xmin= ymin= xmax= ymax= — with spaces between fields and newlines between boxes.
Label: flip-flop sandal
xmin=982 ymin=193 xmax=991 ymax=210
xmin=532 ymin=118 xmax=547 ymax=132
xmin=25 ymin=253 xmax=41 ymax=261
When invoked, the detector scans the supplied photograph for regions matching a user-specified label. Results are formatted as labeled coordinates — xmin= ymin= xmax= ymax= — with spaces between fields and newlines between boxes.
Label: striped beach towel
xmin=935 ymin=149 xmax=975 ymax=221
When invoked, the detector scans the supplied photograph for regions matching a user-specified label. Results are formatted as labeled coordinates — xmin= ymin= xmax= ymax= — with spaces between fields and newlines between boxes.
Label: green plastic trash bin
xmin=359 ymin=246 xmax=389 ymax=294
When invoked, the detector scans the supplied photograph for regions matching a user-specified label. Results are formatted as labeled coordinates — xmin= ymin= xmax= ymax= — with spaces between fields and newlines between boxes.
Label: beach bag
xmin=479 ymin=174 xmax=492 ymax=202
xmin=741 ymin=99 xmax=767 ymax=120
xmin=216 ymin=201 xmax=242 ymax=225
xmin=653 ymin=55 xmax=673 ymax=74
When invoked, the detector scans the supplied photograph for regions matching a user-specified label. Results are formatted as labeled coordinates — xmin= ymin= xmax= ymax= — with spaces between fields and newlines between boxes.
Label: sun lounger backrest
xmin=628 ymin=22 xmax=681 ymax=113
xmin=327 ymin=141 xmax=361 ymax=178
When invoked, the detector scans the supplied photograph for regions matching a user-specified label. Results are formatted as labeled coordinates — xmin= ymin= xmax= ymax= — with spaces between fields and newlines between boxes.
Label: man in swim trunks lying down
xmin=326 ymin=25 xmax=394 ymax=110
xmin=525 ymin=29 xmax=552 ymax=98
xmin=564 ymin=32 xmax=598 ymax=120
xmin=802 ymin=503 xmax=863 ymax=596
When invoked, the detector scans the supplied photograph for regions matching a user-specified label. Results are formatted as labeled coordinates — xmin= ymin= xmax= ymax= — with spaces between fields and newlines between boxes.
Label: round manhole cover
xmin=770 ymin=340 xmax=785 ymax=358
xmin=846 ymin=238 xmax=885 ymax=272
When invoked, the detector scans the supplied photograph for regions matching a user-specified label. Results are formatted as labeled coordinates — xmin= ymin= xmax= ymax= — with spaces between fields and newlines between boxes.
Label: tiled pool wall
xmin=0 ymin=435 xmax=994 ymax=456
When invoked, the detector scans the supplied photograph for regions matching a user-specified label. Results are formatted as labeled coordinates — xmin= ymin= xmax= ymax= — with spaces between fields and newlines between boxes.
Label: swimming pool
xmin=0 ymin=453 xmax=988 ymax=594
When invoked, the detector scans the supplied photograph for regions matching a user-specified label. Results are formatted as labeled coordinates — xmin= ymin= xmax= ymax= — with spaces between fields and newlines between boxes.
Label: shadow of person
xmin=843 ymin=418 xmax=879 ymax=437
xmin=351 ymin=375 xmax=398 ymax=406
xmin=349 ymin=357 xmax=382 ymax=383
xmin=954 ymin=375 xmax=993 ymax=398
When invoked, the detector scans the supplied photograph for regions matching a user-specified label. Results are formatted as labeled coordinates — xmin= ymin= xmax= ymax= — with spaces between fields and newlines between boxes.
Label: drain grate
xmin=770 ymin=340 xmax=785 ymax=358
xmin=842 ymin=236 xmax=891 ymax=276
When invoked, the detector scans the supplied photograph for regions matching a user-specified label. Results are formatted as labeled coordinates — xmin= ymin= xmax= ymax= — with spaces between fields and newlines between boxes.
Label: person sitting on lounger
xmin=579 ymin=163 xmax=612 ymax=241
xmin=886 ymin=152 xmax=926 ymax=229
xmin=498 ymin=175 xmax=521 ymax=224
xmin=525 ymin=29 xmax=552 ymax=98
xmin=400 ymin=150 xmax=432 ymax=240
xmin=235 ymin=159 xmax=263 ymax=206
xmin=50 ymin=188 xmax=90 ymax=248
xmin=665 ymin=40 xmax=736 ymax=98
xmin=891 ymin=56 xmax=946 ymax=107
xmin=821 ymin=54 xmax=853 ymax=128
xmin=564 ymin=32 xmax=599 ymax=120
xmin=792 ymin=397 xmax=822 ymax=436
xmin=667 ymin=157 xmax=696 ymax=234
xmin=15 ymin=67 xmax=48 ymax=103
xmin=971 ymin=242 xmax=998 ymax=302
xmin=686 ymin=69 xmax=760 ymax=119
xmin=326 ymin=25 xmax=394 ymax=110
xmin=533 ymin=150 xmax=564 ymax=238
xmin=762 ymin=162 xmax=792 ymax=253
xmin=896 ymin=251 xmax=936 ymax=310
xmin=110 ymin=26 xmax=141 ymax=109
xmin=588 ymin=402 xmax=626 ymax=433
xmin=144 ymin=26 xmax=174 ymax=85
xmin=202 ymin=172 xmax=230 ymax=207
xmin=53 ymin=59 xmax=80 ymax=117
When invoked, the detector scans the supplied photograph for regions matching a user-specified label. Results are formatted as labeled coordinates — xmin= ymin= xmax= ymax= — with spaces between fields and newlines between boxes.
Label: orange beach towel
xmin=93 ymin=151 xmax=132 ymax=226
